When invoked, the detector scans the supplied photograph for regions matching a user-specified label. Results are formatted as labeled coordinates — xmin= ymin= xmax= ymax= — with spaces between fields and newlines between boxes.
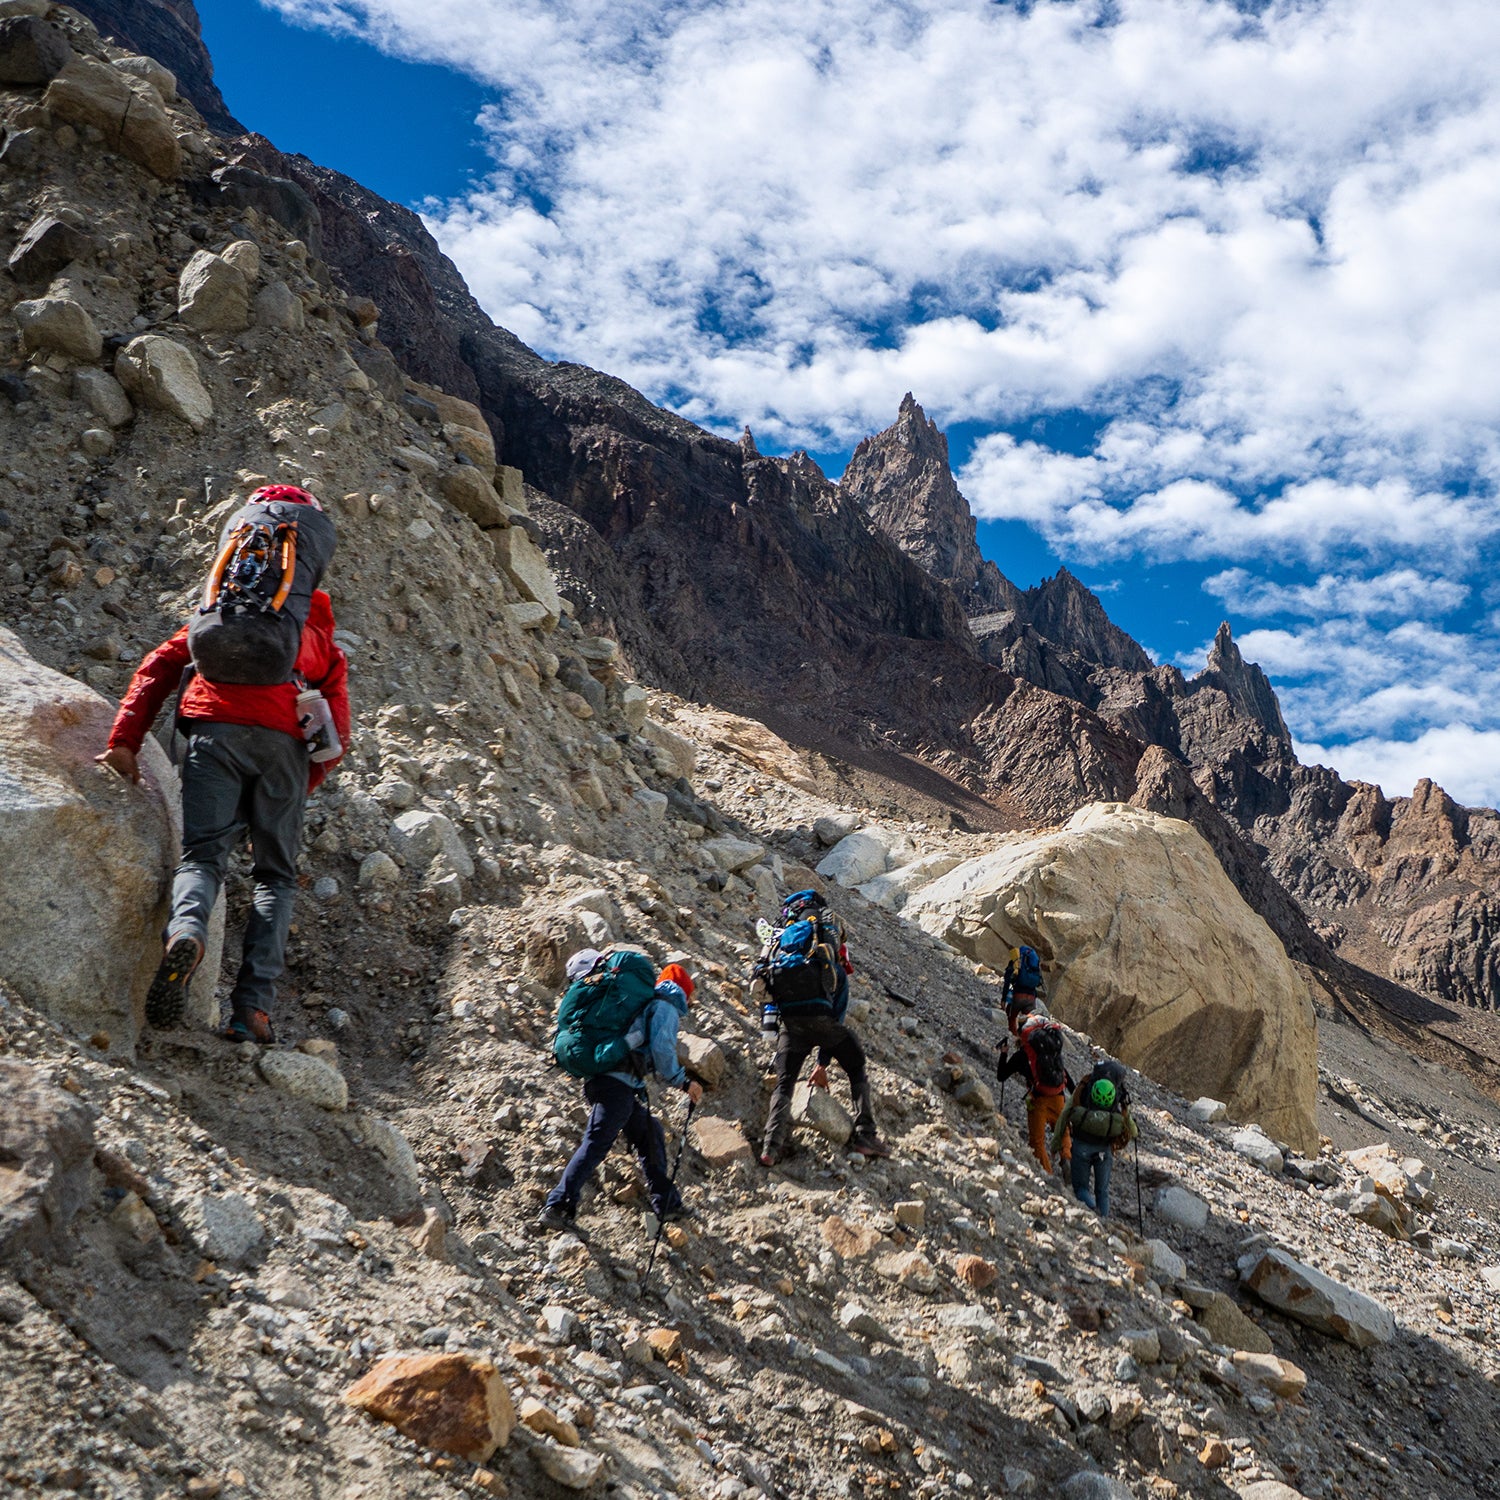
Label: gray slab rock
xmin=254 ymin=279 xmax=304 ymax=332
xmin=258 ymin=1050 xmax=348 ymax=1111
xmin=15 ymin=296 xmax=101 ymax=361
xmin=1061 ymin=1474 xmax=1133 ymax=1500
xmin=1239 ymin=1247 xmax=1395 ymax=1347
xmin=73 ymin=367 xmax=133 ymax=427
xmin=1230 ymin=1125 xmax=1285 ymax=1174
xmin=183 ymin=1191 xmax=264 ymax=1266
xmin=816 ymin=830 xmax=890 ymax=886
xmin=7 ymin=213 xmax=92 ymax=283
xmin=391 ymin=808 xmax=474 ymax=879
xmin=115 ymin=335 xmax=212 ymax=431
xmin=0 ymin=1061 xmax=94 ymax=1265
xmin=1152 ymin=1185 xmax=1210 ymax=1231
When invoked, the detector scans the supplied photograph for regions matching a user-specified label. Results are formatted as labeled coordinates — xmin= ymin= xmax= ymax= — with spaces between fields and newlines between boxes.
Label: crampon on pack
xmin=187 ymin=488 xmax=337 ymax=686
xmin=552 ymin=950 xmax=659 ymax=1079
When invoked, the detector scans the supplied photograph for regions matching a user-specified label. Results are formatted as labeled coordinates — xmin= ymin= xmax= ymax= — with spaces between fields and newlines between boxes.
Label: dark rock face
xmin=842 ymin=393 xmax=1017 ymax=615
xmin=0 ymin=1062 xmax=94 ymax=1265
xmin=0 ymin=15 xmax=71 ymax=85
xmin=69 ymin=0 xmax=240 ymax=132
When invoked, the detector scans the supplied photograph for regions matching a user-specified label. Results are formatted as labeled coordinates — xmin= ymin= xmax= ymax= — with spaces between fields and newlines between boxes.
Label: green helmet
xmin=1089 ymin=1078 xmax=1117 ymax=1109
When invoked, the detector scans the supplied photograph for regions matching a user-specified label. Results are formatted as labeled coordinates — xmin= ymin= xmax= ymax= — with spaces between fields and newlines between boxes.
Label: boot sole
xmin=145 ymin=937 xmax=200 ymax=1030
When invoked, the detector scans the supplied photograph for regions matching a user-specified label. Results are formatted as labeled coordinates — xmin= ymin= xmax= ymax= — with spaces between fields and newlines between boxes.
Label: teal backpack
xmin=553 ymin=951 xmax=659 ymax=1079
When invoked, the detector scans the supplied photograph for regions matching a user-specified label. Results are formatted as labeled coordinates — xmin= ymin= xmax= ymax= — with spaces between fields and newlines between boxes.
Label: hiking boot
xmin=536 ymin=1204 xmax=577 ymax=1233
xmin=850 ymin=1136 xmax=892 ymax=1159
xmin=145 ymin=935 xmax=203 ymax=1029
xmin=656 ymin=1201 xmax=693 ymax=1223
xmin=221 ymin=1008 xmax=275 ymax=1046
xmin=758 ymin=1151 xmax=778 ymax=1168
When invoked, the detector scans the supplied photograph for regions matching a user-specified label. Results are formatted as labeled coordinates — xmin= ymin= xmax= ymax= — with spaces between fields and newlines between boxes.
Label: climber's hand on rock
xmin=96 ymin=746 xmax=140 ymax=784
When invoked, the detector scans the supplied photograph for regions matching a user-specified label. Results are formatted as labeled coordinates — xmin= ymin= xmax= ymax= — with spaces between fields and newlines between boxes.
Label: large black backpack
xmin=1074 ymin=1060 xmax=1130 ymax=1141
xmin=758 ymin=890 xmax=842 ymax=1014
xmin=1023 ymin=1022 xmax=1068 ymax=1092
xmin=188 ymin=498 xmax=336 ymax=685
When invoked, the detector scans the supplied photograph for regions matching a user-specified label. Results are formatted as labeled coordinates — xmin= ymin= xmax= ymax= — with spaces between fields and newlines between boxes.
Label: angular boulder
xmin=0 ymin=15 xmax=69 ymax=85
xmin=1239 ymin=1247 xmax=1396 ymax=1348
xmin=345 ymin=1352 xmax=514 ymax=1462
xmin=489 ymin=526 xmax=561 ymax=624
xmin=0 ymin=628 xmax=180 ymax=1050
xmin=7 ymin=214 xmax=93 ymax=284
xmin=14 ymin=296 xmax=102 ymax=362
xmin=114 ymin=335 xmax=212 ymax=431
xmin=177 ymin=250 xmax=250 ymax=333
xmin=43 ymin=56 xmax=181 ymax=179
xmin=258 ymin=1050 xmax=348 ymax=1111
xmin=391 ymin=808 xmax=473 ymax=878
xmin=73 ymin=368 xmax=133 ymax=427
xmin=793 ymin=1081 xmax=853 ymax=1144
xmin=441 ymin=464 xmax=505 ymax=528
xmin=906 ymin=804 xmax=1318 ymax=1151
xmin=816 ymin=830 xmax=890 ymax=887
xmin=0 ymin=1061 xmax=94 ymax=1265
xmin=689 ymin=1114 xmax=753 ymax=1168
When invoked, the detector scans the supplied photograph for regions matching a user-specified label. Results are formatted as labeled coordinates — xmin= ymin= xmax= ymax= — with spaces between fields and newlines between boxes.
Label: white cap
xmin=566 ymin=948 xmax=604 ymax=981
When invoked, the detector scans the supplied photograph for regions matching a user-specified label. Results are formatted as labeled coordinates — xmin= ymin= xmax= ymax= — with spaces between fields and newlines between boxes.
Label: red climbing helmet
xmin=248 ymin=484 xmax=323 ymax=510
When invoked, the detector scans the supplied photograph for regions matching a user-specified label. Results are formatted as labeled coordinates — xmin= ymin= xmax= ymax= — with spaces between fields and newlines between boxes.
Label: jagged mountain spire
xmin=1201 ymin=621 xmax=1292 ymax=745
xmin=840 ymin=395 xmax=1018 ymax=615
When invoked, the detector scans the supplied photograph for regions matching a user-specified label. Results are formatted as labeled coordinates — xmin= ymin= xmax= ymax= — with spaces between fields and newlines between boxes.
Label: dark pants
xmin=546 ymin=1075 xmax=681 ymax=1217
xmin=1070 ymin=1138 xmax=1114 ymax=1216
xmin=762 ymin=1012 xmax=877 ymax=1155
xmin=172 ymin=721 xmax=307 ymax=1016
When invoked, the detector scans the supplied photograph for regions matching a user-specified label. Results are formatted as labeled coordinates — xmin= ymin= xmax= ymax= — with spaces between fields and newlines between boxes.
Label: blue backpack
xmin=761 ymin=892 xmax=841 ymax=1013
xmin=1015 ymin=945 xmax=1043 ymax=993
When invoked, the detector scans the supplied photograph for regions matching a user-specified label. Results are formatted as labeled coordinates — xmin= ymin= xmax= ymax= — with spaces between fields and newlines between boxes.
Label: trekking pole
xmin=1133 ymin=1136 xmax=1143 ymax=1235
xmin=642 ymin=1098 xmax=696 ymax=1292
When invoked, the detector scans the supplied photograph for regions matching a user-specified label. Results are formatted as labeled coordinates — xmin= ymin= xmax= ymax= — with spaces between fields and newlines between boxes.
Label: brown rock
xmin=1199 ymin=1438 xmax=1230 ymax=1469
xmin=954 ymin=1254 xmax=997 ymax=1290
xmin=821 ymin=1214 xmax=883 ymax=1259
xmin=690 ymin=1114 xmax=752 ymax=1168
xmin=344 ymin=1352 xmax=514 ymax=1461
xmin=409 ymin=1207 xmax=447 ymax=1262
xmin=518 ymin=1396 xmax=580 ymax=1446
xmin=645 ymin=1327 xmax=687 ymax=1372
xmin=1231 ymin=1350 xmax=1307 ymax=1399
xmin=1196 ymin=1291 xmax=1273 ymax=1355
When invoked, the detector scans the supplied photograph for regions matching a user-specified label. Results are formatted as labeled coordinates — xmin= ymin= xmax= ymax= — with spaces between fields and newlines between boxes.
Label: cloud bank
xmin=262 ymin=0 xmax=1500 ymax=804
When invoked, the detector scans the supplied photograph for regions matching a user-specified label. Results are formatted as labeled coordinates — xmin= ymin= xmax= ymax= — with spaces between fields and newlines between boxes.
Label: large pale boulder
xmin=43 ymin=56 xmax=181 ymax=179
xmin=14 ymin=295 xmax=102 ymax=361
xmin=816 ymin=830 xmax=891 ymax=887
xmin=858 ymin=852 xmax=965 ymax=911
xmin=114 ymin=335 xmax=213 ymax=431
xmin=177 ymin=250 xmax=250 ymax=333
xmin=905 ymin=804 xmax=1317 ymax=1150
xmin=0 ymin=629 xmax=179 ymax=1050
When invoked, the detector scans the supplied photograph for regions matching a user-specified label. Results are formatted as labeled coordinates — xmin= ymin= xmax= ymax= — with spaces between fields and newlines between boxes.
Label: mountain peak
xmin=1199 ymin=620 xmax=1291 ymax=745
xmin=842 ymin=398 xmax=1013 ymax=614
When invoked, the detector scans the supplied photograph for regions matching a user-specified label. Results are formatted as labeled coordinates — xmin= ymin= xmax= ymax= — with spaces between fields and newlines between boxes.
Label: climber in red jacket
xmin=98 ymin=485 xmax=349 ymax=1044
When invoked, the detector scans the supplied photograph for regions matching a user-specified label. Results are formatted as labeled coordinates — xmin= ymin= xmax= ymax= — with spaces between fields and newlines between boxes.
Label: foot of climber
xmin=759 ymin=1151 xmax=779 ymax=1168
xmin=536 ymin=1204 xmax=578 ymax=1234
xmin=221 ymin=1008 xmax=275 ymax=1045
xmin=850 ymin=1136 xmax=892 ymax=1159
xmin=145 ymin=935 xmax=203 ymax=1029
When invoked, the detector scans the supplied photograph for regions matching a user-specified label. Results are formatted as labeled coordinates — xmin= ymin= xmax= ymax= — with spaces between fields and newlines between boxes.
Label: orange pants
xmin=1027 ymin=1092 xmax=1069 ymax=1173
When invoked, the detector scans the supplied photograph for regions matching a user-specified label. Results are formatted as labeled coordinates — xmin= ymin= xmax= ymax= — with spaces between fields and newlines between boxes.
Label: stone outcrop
xmin=43 ymin=54 xmax=181 ymax=179
xmin=905 ymin=804 xmax=1319 ymax=1149
xmin=1238 ymin=1247 xmax=1396 ymax=1348
xmin=0 ymin=629 xmax=178 ymax=1051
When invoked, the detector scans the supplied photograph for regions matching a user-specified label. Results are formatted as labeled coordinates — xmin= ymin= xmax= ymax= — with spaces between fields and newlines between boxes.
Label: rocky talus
xmin=5 ymin=7 xmax=1500 ymax=1500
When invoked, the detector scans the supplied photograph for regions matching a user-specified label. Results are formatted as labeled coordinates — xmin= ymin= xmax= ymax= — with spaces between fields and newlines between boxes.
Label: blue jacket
xmin=607 ymin=981 xmax=690 ymax=1090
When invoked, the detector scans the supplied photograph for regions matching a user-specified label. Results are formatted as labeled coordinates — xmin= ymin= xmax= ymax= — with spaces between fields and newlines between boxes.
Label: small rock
xmin=678 ymin=1033 xmax=726 ymax=1087
xmin=540 ymin=1305 xmax=580 ymax=1345
xmin=15 ymin=296 xmax=102 ymax=361
xmin=258 ymin=1050 xmax=348 ymax=1111
xmin=344 ymin=1352 xmax=514 ymax=1462
xmin=1115 ymin=1328 xmax=1160 ymax=1364
xmin=1189 ymin=1097 xmax=1227 ymax=1123
xmin=794 ymin=1081 xmax=853 ymax=1144
xmin=690 ymin=1115 xmax=753 ymax=1168
xmin=183 ymin=1191 xmax=263 ymax=1266
xmin=893 ymin=1200 xmax=926 ymax=1229
xmin=1142 ymin=1238 xmax=1186 ymax=1281
xmin=519 ymin=1396 xmax=579 ymax=1446
xmin=1153 ymin=1185 xmax=1211 ymax=1231
xmin=532 ymin=1442 xmax=606 ymax=1490
xmin=821 ymin=1215 xmax=883 ymax=1259
xmin=954 ymin=1254 xmax=998 ymax=1291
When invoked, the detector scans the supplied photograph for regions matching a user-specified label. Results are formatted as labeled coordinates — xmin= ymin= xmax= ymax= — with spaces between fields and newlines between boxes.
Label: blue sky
xmin=202 ymin=0 xmax=1500 ymax=809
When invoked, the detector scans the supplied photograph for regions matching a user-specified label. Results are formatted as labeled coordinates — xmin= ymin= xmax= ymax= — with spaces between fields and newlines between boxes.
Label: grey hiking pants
xmin=170 ymin=721 xmax=307 ymax=1016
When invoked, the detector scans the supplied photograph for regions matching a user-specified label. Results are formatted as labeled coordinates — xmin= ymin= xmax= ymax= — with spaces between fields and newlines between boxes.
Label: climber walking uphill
xmin=996 ymin=1014 xmax=1074 ymax=1173
xmin=755 ymin=889 xmax=890 ymax=1166
xmin=1001 ymin=943 xmax=1045 ymax=1033
xmin=539 ymin=953 xmax=703 ymax=1233
xmin=1051 ymin=1059 xmax=1137 ymax=1218
xmin=97 ymin=486 xmax=346 ymax=1045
